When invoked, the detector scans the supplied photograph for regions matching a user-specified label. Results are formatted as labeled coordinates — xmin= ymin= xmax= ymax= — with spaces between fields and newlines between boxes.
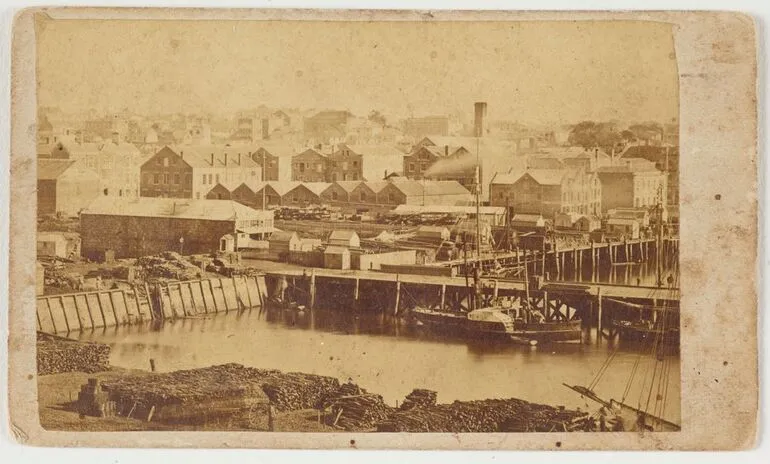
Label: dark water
xmin=77 ymin=307 xmax=680 ymax=424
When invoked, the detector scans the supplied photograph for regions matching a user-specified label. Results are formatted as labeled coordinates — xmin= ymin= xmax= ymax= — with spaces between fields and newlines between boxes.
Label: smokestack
xmin=262 ymin=118 xmax=269 ymax=140
xmin=180 ymin=151 xmax=183 ymax=159
xmin=237 ymin=153 xmax=241 ymax=165
xmin=224 ymin=153 xmax=228 ymax=165
xmin=474 ymin=102 xmax=487 ymax=138
xmin=444 ymin=145 xmax=449 ymax=156
xmin=210 ymin=153 xmax=214 ymax=166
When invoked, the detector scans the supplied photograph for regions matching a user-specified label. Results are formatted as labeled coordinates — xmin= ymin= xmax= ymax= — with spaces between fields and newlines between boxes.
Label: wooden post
xmin=555 ymin=249 xmax=561 ymax=279
xmin=149 ymin=358 xmax=156 ymax=372
xmin=354 ymin=278 xmax=360 ymax=303
xmin=493 ymin=280 xmax=499 ymax=300
xmin=394 ymin=275 xmax=401 ymax=316
xmin=543 ymin=290 xmax=549 ymax=321
xmin=309 ymin=270 xmax=316 ymax=310
xmin=268 ymin=404 xmax=276 ymax=431
xmin=440 ymin=284 xmax=446 ymax=311
xmin=577 ymin=248 xmax=583 ymax=282
xmin=596 ymin=288 xmax=603 ymax=345
xmin=590 ymin=242 xmax=596 ymax=273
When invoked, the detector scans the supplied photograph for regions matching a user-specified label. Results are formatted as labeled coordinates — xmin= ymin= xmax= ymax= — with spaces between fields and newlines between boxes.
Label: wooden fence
xmin=36 ymin=275 xmax=268 ymax=334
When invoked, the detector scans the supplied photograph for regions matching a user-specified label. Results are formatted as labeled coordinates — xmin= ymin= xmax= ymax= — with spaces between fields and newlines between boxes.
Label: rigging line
xmin=644 ymin=287 xmax=671 ymax=416
xmin=588 ymin=346 xmax=621 ymax=391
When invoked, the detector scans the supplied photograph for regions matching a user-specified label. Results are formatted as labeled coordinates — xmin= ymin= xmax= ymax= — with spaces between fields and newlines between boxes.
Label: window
xmin=202 ymin=174 xmax=207 ymax=184
xmin=215 ymin=174 xmax=220 ymax=183
xmin=196 ymin=192 xmax=200 ymax=199
xmin=163 ymin=174 xmax=169 ymax=184
xmin=208 ymin=174 xmax=213 ymax=184
xmin=360 ymin=192 xmax=367 ymax=202
xmin=409 ymin=163 xmax=415 ymax=172
xmin=174 ymin=174 xmax=180 ymax=184
xmin=292 ymin=194 xmax=298 ymax=203
xmin=353 ymin=161 xmax=358 ymax=167
xmin=299 ymin=163 xmax=305 ymax=172
xmin=316 ymin=164 xmax=323 ymax=173
xmin=332 ymin=191 xmax=338 ymax=200
xmin=154 ymin=174 xmax=160 ymax=184
xmin=157 ymin=158 xmax=163 ymax=165
xmin=388 ymin=192 xmax=395 ymax=203
xmin=342 ymin=162 xmax=348 ymax=170
xmin=163 ymin=158 xmax=169 ymax=167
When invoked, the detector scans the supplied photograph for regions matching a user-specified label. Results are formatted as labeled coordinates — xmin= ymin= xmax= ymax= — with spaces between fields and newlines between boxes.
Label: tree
xmin=567 ymin=121 xmax=621 ymax=150
xmin=368 ymin=110 xmax=387 ymax=127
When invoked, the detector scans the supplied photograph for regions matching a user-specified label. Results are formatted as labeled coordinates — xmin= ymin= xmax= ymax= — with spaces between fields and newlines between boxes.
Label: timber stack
xmin=376 ymin=398 xmax=590 ymax=433
xmin=260 ymin=372 xmax=342 ymax=411
xmin=400 ymin=389 xmax=438 ymax=410
xmin=37 ymin=332 xmax=111 ymax=375
xmin=326 ymin=393 xmax=393 ymax=430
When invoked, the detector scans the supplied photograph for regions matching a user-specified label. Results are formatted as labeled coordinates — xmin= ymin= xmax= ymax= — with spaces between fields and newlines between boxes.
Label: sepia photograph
xmin=6 ymin=7 xmax=758 ymax=451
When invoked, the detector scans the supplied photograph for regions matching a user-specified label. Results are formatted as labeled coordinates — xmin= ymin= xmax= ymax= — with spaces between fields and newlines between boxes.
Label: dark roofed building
xmin=37 ymin=159 xmax=101 ymax=217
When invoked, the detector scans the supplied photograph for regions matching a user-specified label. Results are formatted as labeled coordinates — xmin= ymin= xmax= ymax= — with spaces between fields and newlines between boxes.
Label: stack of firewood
xmin=376 ymin=398 xmax=590 ymax=433
xmin=37 ymin=332 xmax=111 ymax=375
xmin=260 ymin=372 xmax=341 ymax=411
xmin=399 ymin=389 xmax=438 ymax=410
xmin=326 ymin=393 xmax=394 ymax=431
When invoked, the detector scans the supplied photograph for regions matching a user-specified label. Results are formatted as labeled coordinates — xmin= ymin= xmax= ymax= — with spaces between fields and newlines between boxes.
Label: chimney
xmin=444 ymin=145 xmax=449 ymax=156
xmin=110 ymin=131 xmax=120 ymax=145
xmin=210 ymin=153 xmax=214 ymax=166
xmin=384 ymin=169 xmax=388 ymax=179
xmin=237 ymin=153 xmax=241 ymax=165
xmin=474 ymin=102 xmax=487 ymax=138
xmin=224 ymin=153 xmax=228 ymax=165
xmin=180 ymin=151 xmax=183 ymax=159
xmin=594 ymin=147 xmax=599 ymax=163
xmin=262 ymin=118 xmax=269 ymax=140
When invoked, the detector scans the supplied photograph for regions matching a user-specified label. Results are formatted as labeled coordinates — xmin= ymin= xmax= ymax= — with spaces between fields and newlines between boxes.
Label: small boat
xmin=264 ymin=296 xmax=306 ymax=314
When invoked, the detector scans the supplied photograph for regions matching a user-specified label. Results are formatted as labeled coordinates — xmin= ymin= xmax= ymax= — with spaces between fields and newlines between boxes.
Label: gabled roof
xmin=302 ymin=182 xmax=332 ymax=196
xmin=364 ymin=180 xmax=389 ymax=193
xmin=346 ymin=144 xmax=404 ymax=158
xmin=324 ymin=245 xmax=350 ymax=254
xmin=164 ymin=145 xmax=262 ymax=169
xmin=512 ymin=214 xmax=545 ymax=223
xmin=596 ymin=158 xmax=659 ymax=173
xmin=81 ymin=197 xmax=266 ymax=221
xmin=491 ymin=169 xmax=566 ymax=186
xmin=607 ymin=218 xmax=640 ymax=226
xmin=256 ymin=143 xmax=297 ymax=158
xmin=333 ymin=181 xmax=363 ymax=193
xmin=269 ymin=230 xmax=299 ymax=242
xmin=328 ymin=230 xmax=359 ymax=241
xmin=38 ymin=160 xmax=78 ymax=180
xmin=263 ymin=181 xmax=301 ymax=196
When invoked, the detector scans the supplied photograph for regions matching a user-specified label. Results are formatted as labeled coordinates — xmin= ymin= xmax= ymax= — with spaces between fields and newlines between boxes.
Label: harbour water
xmin=77 ymin=306 xmax=681 ymax=425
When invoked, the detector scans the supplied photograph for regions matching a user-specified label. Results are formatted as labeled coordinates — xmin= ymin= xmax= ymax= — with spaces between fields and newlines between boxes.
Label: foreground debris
xmin=37 ymin=332 xmax=111 ymax=375
xmin=49 ymin=361 xmax=592 ymax=432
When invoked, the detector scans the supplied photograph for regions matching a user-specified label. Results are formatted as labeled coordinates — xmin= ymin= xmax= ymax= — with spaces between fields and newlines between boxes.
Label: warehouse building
xmin=80 ymin=197 xmax=273 ymax=260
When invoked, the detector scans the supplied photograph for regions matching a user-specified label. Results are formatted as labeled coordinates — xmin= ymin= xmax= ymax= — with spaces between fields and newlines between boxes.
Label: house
xmin=321 ymin=181 xmax=361 ymax=204
xmin=376 ymin=179 xmax=473 ymax=207
xmin=416 ymin=226 xmax=451 ymax=242
xmin=251 ymin=144 xmax=295 ymax=181
xmin=489 ymin=168 xmax=602 ymax=217
xmin=605 ymin=218 xmax=640 ymax=240
xmin=329 ymin=144 xmax=405 ymax=182
xmin=303 ymin=110 xmax=352 ymax=144
xmin=608 ymin=208 xmax=651 ymax=228
xmin=596 ymin=158 xmax=667 ymax=212
xmin=230 ymin=180 xmax=265 ymax=209
xmin=575 ymin=216 xmax=601 ymax=232
xmin=328 ymin=230 xmax=360 ymax=248
xmin=79 ymin=197 xmax=273 ymax=259
xmin=554 ymin=212 xmax=583 ymax=229
xmin=139 ymin=145 xmax=262 ymax=200
xmin=292 ymin=148 xmax=328 ymax=182
xmin=268 ymin=230 xmax=300 ymax=255
xmin=283 ymin=182 xmax=331 ymax=206
xmin=253 ymin=181 xmax=301 ymax=207
xmin=511 ymin=214 xmax=546 ymax=230
xmin=620 ymin=145 xmax=679 ymax=209
xmin=391 ymin=204 xmax=506 ymax=226
xmin=324 ymin=246 xmax=351 ymax=270
xmin=38 ymin=159 xmax=101 ymax=217
xmin=37 ymin=232 xmax=70 ymax=258
xmin=403 ymin=115 xmax=450 ymax=138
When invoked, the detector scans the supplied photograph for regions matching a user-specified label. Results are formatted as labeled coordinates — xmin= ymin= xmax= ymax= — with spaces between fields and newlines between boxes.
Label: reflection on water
xmin=77 ymin=307 xmax=680 ymax=424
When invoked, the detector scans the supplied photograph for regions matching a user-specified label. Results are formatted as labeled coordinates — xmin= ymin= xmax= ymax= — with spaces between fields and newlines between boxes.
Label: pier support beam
xmin=354 ymin=278 xmax=360 ymax=303
xmin=309 ymin=270 xmax=316 ymax=310
xmin=393 ymin=276 xmax=401 ymax=316
xmin=440 ymin=284 xmax=446 ymax=311
xmin=596 ymin=288 xmax=603 ymax=345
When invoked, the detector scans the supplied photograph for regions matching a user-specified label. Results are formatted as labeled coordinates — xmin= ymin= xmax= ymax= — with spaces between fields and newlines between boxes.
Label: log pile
xmin=37 ymin=332 xmax=111 ymax=375
xmin=260 ymin=372 xmax=341 ymax=411
xmin=327 ymin=393 xmax=394 ymax=431
xmin=135 ymin=252 xmax=202 ymax=281
xmin=376 ymin=398 xmax=590 ymax=433
xmin=400 ymin=389 xmax=438 ymax=410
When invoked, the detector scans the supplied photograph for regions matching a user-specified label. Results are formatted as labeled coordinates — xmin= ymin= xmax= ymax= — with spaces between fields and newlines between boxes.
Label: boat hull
xmin=411 ymin=309 xmax=583 ymax=343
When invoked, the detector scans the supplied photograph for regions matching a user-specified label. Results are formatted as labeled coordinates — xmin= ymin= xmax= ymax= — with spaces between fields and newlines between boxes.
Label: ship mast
xmin=655 ymin=185 xmax=664 ymax=287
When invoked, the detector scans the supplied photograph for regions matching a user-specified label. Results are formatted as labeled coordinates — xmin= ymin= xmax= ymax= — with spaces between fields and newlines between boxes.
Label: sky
xmin=36 ymin=18 xmax=679 ymax=125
